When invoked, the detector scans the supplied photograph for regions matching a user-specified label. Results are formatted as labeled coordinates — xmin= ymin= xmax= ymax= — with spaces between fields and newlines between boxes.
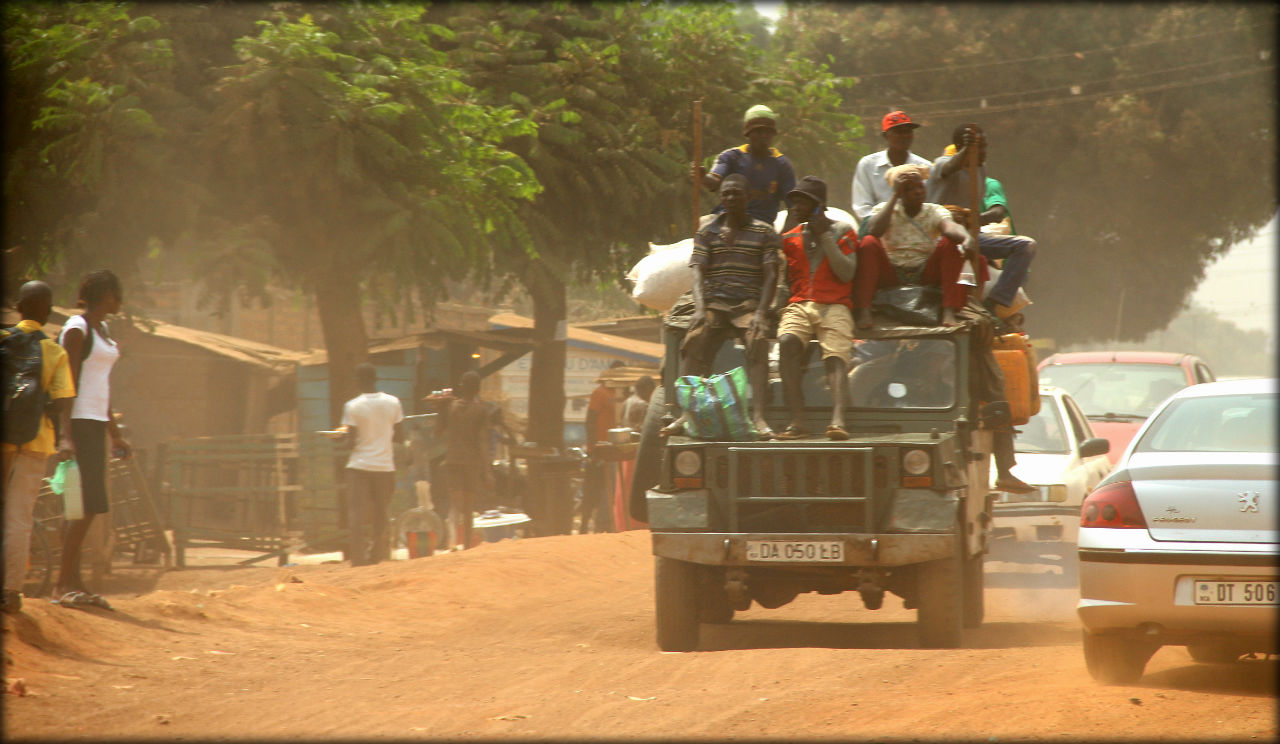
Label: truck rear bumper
xmin=651 ymin=531 xmax=955 ymax=567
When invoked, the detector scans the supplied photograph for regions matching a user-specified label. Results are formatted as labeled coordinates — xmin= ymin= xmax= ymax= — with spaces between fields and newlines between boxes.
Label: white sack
xmin=772 ymin=206 xmax=858 ymax=235
xmin=982 ymin=265 xmax=1031 ymax=313
xmin=628 ymin=238 xmax=694 ymax=311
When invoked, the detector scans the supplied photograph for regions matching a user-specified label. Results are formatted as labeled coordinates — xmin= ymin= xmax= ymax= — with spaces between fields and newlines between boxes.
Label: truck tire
xmin=962 ymin=549 xmax=984 ymax=629
xmin=916 ymin=535 xmax=965 ymax=648
xmin=655 ymin=555 xmax=700 ymax=651
xmin=1082 ymin=631 xmax=1158 ymax=684
xmin=629 ymin=387 xmax=666 ymax=524
xmin=698 ymin=567 xmax=735 ymax=624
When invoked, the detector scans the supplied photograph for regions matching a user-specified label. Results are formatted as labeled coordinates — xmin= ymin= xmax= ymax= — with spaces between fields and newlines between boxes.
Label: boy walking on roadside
xmin=3 ymin=281 xmax=76 ymax=612
xmin=340 ymin=363 xmax=404 ymax=567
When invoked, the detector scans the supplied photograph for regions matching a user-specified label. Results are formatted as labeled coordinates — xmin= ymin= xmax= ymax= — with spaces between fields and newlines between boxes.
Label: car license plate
xmin=1193 ymin=580 xmax=1280 ymax=606
xmin=746 ymin=541 xmax=844 ymax=563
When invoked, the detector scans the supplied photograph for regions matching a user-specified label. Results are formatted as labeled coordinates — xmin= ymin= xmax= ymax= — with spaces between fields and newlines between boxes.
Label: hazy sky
xmin=1189 ymin=214 xmax=1277 ymax=334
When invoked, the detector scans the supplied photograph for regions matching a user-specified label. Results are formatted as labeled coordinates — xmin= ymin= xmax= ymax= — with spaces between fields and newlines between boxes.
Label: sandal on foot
xmin=775 ymin=425 xmax=809 ymax=440
xmin=994 ymin=475 xmax=1037 ymax=495
xmin=659 ymin=421 xmax=685 ymax=438
xmin=826 ymin=424 xmax=850 ymax=440
xmin=755 ymin=426 xmax=775 ymax=441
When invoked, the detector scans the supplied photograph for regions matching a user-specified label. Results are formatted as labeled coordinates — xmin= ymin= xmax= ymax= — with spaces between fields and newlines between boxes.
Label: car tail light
xmin=1080 ymin=480 xmax=1147 ymax=528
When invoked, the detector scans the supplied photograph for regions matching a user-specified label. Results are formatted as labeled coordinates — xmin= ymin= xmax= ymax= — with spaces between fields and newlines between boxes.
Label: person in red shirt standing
xmin=775 ymin=176 xmax=859 ymax=440
xmin=581 ymin=360 xmax=624 ymax=532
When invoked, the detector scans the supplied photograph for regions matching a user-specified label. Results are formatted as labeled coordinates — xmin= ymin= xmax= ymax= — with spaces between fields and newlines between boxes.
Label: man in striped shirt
xmin=663 ymin=173 xmax=780 ymax=439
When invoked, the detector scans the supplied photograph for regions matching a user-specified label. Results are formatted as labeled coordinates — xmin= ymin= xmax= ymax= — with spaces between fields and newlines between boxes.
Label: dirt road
xmin=4 ymin=530 xmax=1275 ymax=740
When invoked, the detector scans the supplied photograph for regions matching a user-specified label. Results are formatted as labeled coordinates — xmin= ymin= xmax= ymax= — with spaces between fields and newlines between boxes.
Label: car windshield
xmin=1135 ymin=393 xmax=1275 ymax=453
xmin=1038 ymin=362 xmax=1187 ymax=418
xmin=1014 ymin=395 xmax=1070 ymax=454
xmin=846 ymin=338 xmax=957 ymax=410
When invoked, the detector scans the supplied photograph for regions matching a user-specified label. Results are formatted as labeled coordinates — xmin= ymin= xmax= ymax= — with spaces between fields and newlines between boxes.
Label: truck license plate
xmin=746 ymin=541 xmax=844 ymax=563
xmin=1193 ymin=580 xmax=1279 ymax=606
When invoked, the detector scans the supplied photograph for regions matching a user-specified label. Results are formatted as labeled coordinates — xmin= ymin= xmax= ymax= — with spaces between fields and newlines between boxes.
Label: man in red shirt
xmin=775 ymin=177 xmax=859 ymax=440
xmin=582 ymin=360 xmax=624 ymax=532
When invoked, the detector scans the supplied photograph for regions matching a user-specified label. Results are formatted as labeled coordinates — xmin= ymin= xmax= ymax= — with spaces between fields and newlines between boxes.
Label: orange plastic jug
xmin=992 ymin=333 xmax=1039 ymax=424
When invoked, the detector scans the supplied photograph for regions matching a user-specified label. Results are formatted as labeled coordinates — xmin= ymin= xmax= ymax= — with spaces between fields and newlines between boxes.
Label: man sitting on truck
xmin=661 ymin=173 xmax=780 ymax=439
xmin=775 ymin=176 xmax=859 ymax=440
xmin=928 ymin=124 xmax=1036 ymax=324
xmin=853 ymin=164 xmax=986 ymax=328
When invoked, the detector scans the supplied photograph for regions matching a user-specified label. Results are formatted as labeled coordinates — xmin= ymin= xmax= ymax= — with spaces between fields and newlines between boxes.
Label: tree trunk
xmin=314 ymin=271 xmax=370 ymax=428
xmin=525 ymin=258 xmax=566 ymax=450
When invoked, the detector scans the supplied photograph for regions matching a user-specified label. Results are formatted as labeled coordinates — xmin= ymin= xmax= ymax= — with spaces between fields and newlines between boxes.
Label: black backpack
xmin=1 ymin=326 xmax=49 ymax=445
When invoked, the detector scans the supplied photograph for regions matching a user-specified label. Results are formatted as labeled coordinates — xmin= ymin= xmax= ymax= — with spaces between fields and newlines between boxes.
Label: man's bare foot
xmin=854 ymin=307 xmax=874 ymax=329
xmin=752 ymin=418 xmax=774 ymax=440
xmin=939 ymin=307 xmax=959 ymax=327
xmin=659 ymin=416 xmax=686 ymax=438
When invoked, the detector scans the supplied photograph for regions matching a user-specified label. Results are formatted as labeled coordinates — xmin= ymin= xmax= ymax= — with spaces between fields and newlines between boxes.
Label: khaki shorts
xmin=777 ymin=301 xmax=854 ymax=361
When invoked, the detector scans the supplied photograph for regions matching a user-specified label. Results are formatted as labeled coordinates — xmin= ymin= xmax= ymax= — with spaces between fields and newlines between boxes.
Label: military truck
xmin=630 ymin=316 xmax=1029 ymax=650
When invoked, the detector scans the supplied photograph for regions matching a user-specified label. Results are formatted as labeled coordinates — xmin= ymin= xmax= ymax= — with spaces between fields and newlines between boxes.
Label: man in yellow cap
xmin=692 ymin=104 xmax=797 ymax=224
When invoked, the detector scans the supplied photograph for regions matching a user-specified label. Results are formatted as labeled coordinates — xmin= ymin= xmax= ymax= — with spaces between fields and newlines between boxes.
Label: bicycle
xmin=23 ymin=485 xmax=65 ymax=599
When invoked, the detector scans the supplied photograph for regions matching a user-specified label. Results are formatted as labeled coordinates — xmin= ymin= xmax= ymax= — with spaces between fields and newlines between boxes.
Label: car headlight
xmin=902 ymin=449 xmax=931 ymax=475
xmin=673 ymin=449 xmax=703 ymax=477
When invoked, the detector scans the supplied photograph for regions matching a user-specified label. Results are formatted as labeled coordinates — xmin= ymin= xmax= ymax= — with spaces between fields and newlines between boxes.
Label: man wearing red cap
xmin=851 ymin=111 xmax=931 ymax=229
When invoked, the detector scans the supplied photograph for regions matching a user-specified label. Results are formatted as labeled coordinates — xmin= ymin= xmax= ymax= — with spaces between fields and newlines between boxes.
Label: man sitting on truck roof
xmin=928 ymin=124 xmax=1036 ymax=325
xmin=851 ymin=110 xmax=931 ymax=230
xmin=775 ymin=176 xmax=859 ymax=441
xmin=661 ymin=173 xmax=780 ymax=440
xmin=692 ymin=104 xmax=797 ymax=225
xmin=853 ymin=164 xmax=986 ymax=328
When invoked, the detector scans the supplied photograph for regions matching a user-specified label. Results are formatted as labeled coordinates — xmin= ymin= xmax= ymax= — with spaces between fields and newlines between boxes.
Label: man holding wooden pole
xmin=929 ymin=123 xmax=1037 ymax=325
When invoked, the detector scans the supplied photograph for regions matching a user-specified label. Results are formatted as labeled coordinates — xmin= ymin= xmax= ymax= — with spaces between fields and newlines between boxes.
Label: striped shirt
xmin=690 ymin=213 xmax=782 ymax=304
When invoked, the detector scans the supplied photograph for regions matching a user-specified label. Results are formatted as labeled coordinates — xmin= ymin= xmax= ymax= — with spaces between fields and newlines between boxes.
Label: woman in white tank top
xmin=53 ymin=269 xmax=130 ymax=609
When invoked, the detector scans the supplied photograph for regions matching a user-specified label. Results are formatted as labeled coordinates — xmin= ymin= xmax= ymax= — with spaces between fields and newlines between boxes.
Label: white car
xmin=990 ymin=386 xmax=1112 ymax=553
xmin=1077 ymin=377 xmax=1277 ymax=684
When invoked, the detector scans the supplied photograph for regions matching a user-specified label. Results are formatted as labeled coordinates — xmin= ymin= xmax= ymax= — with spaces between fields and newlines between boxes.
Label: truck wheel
xmin=916 ymin=537 xmax=964 ymax=648
xmin=1082 ymin=631 xmax=1158 ymax=683
xmin=629 ymin=387 xmax=666 ymax=524
xmin=962 ymin=549 xmax=984 ymax=629
xmin=698 ymin=567 xmax=735 ymax=624
xmin=655 ymin=556 xmax=700 ymax=651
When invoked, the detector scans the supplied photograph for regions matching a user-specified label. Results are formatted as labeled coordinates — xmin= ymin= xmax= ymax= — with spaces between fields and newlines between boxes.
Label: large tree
xmin=774 ymin=2 xmax=1277 ymax=345
xmin=432 ymin=1 xmax=861 ymax=449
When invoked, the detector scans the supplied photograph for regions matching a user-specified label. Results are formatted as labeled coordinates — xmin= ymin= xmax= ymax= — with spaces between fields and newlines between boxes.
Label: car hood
xmin=1122 ymin=452 xmax=1277 ymax=544
xmin=1086 ymin=418 xmax=1145 ymax=465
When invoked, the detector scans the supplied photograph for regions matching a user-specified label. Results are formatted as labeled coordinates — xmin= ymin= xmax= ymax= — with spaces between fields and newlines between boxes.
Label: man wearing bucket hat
xmin=692 ymin=104 xmax=797 ymax=224
xmin=851 ymin=111 xmax=932 ymax=229
xmin=775 ymin=176 xmax=860 ymax=440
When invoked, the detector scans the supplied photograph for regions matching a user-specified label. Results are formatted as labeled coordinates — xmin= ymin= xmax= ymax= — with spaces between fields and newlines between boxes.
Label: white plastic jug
xmin=62 ymin=460 xmax=84 ymax=521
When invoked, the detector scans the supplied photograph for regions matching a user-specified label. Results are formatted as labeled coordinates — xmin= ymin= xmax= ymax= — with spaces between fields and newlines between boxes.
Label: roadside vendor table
xmin=590 ymin=441 xmax=647 ymax=532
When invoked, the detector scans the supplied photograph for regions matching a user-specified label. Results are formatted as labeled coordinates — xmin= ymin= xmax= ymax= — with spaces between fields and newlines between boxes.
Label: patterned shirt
xmin=690 ymin=212 xmax=782 ymax=304
xmin=867 ymin=200 xmax=952 ymax=270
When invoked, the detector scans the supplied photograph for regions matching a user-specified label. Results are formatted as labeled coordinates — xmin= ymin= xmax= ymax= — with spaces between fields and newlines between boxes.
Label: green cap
xmin=743 ymin=104 xmax=777 ymax=129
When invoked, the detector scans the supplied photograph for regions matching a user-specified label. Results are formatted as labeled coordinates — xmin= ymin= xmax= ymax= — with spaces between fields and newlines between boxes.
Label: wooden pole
xmin=965 ymin=127 xmax=982 ymax=300
xmin=691 ymin=99 xmax=703 ymax=235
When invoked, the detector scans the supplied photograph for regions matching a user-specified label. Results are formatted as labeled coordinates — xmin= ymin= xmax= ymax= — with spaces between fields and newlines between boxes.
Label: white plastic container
xmin=62 ymin=460 xmax=84 ymax=521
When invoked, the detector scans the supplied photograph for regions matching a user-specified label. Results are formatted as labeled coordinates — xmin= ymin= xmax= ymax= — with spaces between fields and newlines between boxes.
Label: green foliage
xmin=774 ymin=3 xmax=1276 ymax=346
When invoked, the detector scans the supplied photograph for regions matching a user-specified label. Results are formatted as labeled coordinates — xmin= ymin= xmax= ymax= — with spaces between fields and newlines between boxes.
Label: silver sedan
xmin=1076 ymin=377 xmax=1277 ymax=683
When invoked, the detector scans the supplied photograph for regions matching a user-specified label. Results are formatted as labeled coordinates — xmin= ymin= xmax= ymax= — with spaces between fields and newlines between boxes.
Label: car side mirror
xmin=980 ymin=401 xmax=1010 ymax=429
xmin=1079 ymin=437 xmax=1110 ymax=458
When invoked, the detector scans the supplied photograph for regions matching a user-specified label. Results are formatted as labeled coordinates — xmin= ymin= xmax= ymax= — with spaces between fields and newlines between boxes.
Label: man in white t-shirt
xmin=340 ymin=363 xmax=404 ymax=566
xmin=850 ymin=111 xmax=931 ymax=229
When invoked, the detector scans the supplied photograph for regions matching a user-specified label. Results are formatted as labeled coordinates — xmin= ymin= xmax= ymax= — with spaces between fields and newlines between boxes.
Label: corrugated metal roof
xmin=488 ymin=312 xmax=664 ymax=363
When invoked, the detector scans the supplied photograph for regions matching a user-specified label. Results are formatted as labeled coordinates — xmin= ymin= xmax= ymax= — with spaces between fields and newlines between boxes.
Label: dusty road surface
xmin=4 ymin=530 xmax=1276 ymax=740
